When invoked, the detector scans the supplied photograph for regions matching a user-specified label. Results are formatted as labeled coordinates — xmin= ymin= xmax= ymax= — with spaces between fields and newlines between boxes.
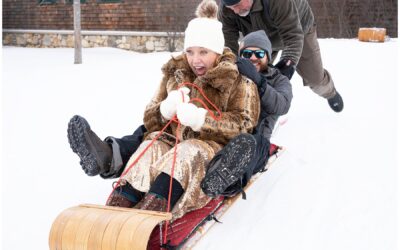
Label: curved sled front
xmin=49 ymin=204 xmax=171 ymax=250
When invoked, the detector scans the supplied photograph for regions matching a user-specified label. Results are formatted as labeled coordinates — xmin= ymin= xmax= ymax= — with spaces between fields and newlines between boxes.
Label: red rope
xmin=105 ymin=117 xmax=178 ymax=204
xmin=178 ymin=82 xmax=222 ymax=121
xmin=163 ymin=121 xmax=181 ymax=244
xmin=105 ymin=82 xmax=222 ymax=246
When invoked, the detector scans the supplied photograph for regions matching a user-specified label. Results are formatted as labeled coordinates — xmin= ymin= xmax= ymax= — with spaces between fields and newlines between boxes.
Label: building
xmin=2 ymin=0 xmax=398 ymax=52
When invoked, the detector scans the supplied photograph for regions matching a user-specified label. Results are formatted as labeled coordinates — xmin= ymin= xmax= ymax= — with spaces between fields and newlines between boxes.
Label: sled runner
xmin=49 ymin=144 xmax=283 ymax=250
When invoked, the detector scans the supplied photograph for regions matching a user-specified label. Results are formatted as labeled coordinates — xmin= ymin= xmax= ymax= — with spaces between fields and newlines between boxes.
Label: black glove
xmin=257 ymin=77 xmax=267 ymax=97
xmin=236 ymin=57 xmax=262 ymax=86
xmin=274 ymin=58 xmax=296 ymax=80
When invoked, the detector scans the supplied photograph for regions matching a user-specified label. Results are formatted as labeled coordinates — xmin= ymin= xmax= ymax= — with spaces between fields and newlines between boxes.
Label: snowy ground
xmin=1 ymin=39 xmax=399 ymax=250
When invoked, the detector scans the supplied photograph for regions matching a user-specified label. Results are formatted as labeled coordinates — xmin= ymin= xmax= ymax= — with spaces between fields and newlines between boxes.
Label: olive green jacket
xmin=218 ymin=0 xmax=314 ymax=65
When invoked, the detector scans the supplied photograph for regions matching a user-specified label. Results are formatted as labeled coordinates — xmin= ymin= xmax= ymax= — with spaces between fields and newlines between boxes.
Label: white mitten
xmin=176 ymin=103 xmax=207 ymax=131
xmin=160 ymin=87 xmax=190 ymax=120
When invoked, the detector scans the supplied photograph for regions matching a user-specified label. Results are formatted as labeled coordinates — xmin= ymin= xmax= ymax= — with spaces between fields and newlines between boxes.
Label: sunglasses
xmin=240 ymin=49 xmax=266 ymax=59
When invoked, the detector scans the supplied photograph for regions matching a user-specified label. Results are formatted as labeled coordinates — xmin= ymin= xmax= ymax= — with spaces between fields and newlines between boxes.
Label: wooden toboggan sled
xmin=49 ymin=204 xmax=171 ymax=250
xmin=49 ymin=145 xmax=283 ymax=250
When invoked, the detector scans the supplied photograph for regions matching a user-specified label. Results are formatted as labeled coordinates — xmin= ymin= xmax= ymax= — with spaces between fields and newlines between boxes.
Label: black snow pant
xmin=100 ymin=125 xmax=147 ymax=179
xmin=108 ymin=125 xmax=147 ymax=166
xmin=235 ymin=134 xmax=271 ymax=189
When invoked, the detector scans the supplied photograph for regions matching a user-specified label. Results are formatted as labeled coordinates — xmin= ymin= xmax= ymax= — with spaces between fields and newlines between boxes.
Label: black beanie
xmin=222 ymin=0 xmax=241 ymax=6
xmin=239 ymin=30 xmax=272 ymax=60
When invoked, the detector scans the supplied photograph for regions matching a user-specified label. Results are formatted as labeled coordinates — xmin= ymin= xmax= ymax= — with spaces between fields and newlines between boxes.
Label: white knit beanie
xmin=184 ymin=0 xmax=224 ymax=54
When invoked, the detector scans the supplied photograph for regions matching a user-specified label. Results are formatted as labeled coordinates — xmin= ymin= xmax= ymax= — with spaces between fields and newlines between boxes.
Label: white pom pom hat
xmin=184 ymin=17 xmax=225 ymax=54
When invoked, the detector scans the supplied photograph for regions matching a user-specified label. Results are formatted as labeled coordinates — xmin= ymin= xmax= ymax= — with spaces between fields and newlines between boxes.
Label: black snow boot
xmin=328 ymin=91 xmax=344 ymax=112
xmin=67 ymin=115 xmax=112 ymax=176
xmin=201 ymin=133 xmax=257 ymax=198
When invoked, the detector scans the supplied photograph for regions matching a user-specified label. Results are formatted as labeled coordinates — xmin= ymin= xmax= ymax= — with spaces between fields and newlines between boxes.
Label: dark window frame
xmin=66 ymin=0 xmax=86 ymax=4
xmin=38 ymin=0 xmax=57 ymax=5
xmin=97 ymin=0 xmax=123 ymax=3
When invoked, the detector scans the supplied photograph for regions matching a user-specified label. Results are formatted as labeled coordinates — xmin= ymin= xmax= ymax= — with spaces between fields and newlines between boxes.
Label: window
xmin=67 ymin=0 xmax=86 ymax=4
xmin=97 ymin=0 xmax=122 ymax=3
xmin=38 ymin=0 xmax=57 ymax=4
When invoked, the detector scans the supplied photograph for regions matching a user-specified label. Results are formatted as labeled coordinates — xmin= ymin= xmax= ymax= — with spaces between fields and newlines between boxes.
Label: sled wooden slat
xmin=49 ymin=204 xmax=171 ymax=250
xmin=49 ymin=206 xmax=82 ymax=250
xmin=62 ymin=208 xmax=93 ymax=249
xmin=131 ymin=216 xmax=170 ymax=250
xmin=74 ymin=209 xmax=105 ymax=250
xmin=116 ymin=214 xmax=152 ymax=250
xmin=87 ymin=210 xmax=116 ymax=250
xmin=102 ymin=211 xmax=137 ymax=250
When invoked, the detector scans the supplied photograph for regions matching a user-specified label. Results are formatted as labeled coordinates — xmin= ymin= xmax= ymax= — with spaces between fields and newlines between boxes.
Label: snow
xmin=1 ymin=39 xmax=399 ymax=250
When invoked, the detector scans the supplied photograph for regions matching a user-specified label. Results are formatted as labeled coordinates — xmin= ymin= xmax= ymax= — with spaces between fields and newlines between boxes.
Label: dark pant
xmin=272 ymin=24 xmax=336 ymax=99
xmin=119 ymin=173 xmax=183 ymax=208
xmin=242 ymin=134 xmax=270 ymax=185
xmin=110 ymin=124 xmax=147 ymax=166
xmin=149 ymin=173 xmax=184 ymax=207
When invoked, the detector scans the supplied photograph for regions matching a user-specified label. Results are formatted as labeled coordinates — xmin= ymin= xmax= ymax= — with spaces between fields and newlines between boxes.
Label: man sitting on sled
xmin=68 ymin=0 xmax=260 ymax=220
xmin=201 ymin=29 xmax=293 ymax=198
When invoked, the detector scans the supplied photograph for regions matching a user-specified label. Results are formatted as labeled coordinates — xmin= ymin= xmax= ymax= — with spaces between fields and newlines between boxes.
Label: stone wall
xmin=2 ymin=30 xmax=184 ymax=52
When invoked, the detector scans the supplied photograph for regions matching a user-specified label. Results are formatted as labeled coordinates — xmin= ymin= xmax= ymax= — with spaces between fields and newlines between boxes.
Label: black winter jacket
xmin=254 ymin=67 xmax=292 ymax=139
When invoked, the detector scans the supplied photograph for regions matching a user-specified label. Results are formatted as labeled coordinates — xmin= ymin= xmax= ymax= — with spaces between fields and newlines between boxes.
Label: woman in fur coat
xmin=103 ymin=1 xmax=260 ymax=220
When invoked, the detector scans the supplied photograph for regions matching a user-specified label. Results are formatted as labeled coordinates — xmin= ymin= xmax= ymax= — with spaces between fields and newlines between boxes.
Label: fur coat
xmin=122 ymin=48 xmax=260 ymax=220
xmin=143 ymin=48 xmax=260 ymax=147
